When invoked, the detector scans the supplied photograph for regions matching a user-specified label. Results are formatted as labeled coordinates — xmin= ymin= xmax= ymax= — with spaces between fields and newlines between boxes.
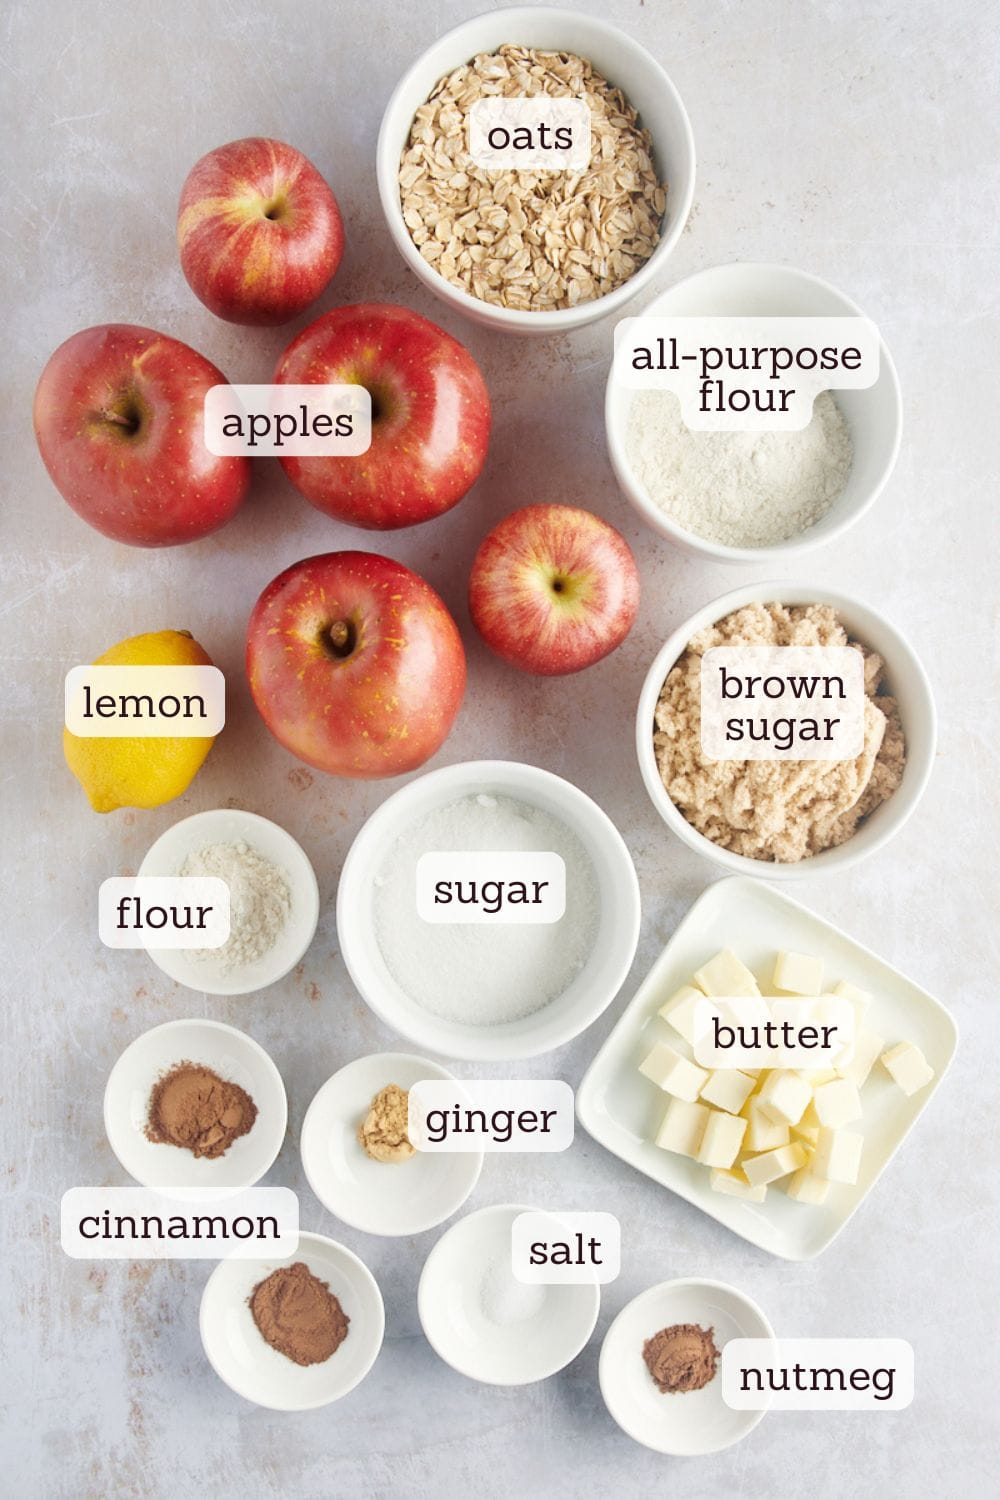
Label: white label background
xmin=700 ymin=646 xmax=865 ymax=761
xmin=99 ymin=877 xmax=230 ymax=949
xmin=204 ymin=383 xmax=372 ymax=455
xmin=408 ymin=1080 xmax=574 ymax=1152
xmin=511 ymin=1211 xmax=620 ymax=1284
xmin=722 ymin=1339 xmax=914 ymax=1410
xmin=65 ymin=665 xmax=225 ymax=737
xmin=61 ymin=1187 xmax=299 ymax=1259
xmin=416 ymin=851 xmax=566 ymax=924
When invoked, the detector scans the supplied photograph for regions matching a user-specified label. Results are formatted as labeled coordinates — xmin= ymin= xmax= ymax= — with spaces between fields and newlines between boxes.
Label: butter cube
xmin=880 ymin=1042 xmax=934 ymax=1096
xmin=757 ymin=1070 xmax=812 ymax=1127
xmin=654 ymin=1098 xmax=710 ymax=1158
xmin=743 ymin=1098 xmax=791 ymax=1152
xmin=639 ymin=1042 xmax=709 ymax=1101
xmin=697 ymin=1110 xmax=747 ymax=1168
xmin=742 ymin=1141 xmax=808 ymax=1186
xmin=773 ymin=950 xmax=824 ymax=996
xmin=812 ymin=1077 xmax=863 ymax=1128
xmin=710 ymin=1167 xmax=767 ymax=1202
xmin=837 ymin=1029 xmax=885 ymax=1089
xmin=833 ymin=979 xmax=873 ymax=1026
xmin=659 ymin=986 xmax=716 ymax=1046
xmin=812 ymin=1128 xmax=864 ymax=1185
xmin=785 ymin=1168 xmax=831 ymax=1204
xmin=694 ymin=949 xmax=760 ymax=998
xmin=792 ymin=1123 xmax=820 ymax=1146
xmin=700 ymin=1069 xmax=756 ymax=1114
xmin=796 ymin=1067 xmax=839 ymax=1087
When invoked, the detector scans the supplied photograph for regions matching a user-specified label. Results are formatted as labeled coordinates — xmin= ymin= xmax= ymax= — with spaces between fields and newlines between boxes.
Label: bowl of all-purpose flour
xmin=336 ymin=761 xmax=640 ymax=1060
xmin=138 ymin=809 xmax=320 ymax=995
xmin=605 ymin=262 xmax=902 ymax=562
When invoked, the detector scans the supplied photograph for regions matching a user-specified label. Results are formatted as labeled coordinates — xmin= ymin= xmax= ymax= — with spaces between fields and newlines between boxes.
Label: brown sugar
xmin=642 ymin=1323 xmax=720 ymax=1394
xmin=249 ymin=1262 xmax=350 ymax=1367
xmin=145 ymin=1062 xmax=257 ymax=1160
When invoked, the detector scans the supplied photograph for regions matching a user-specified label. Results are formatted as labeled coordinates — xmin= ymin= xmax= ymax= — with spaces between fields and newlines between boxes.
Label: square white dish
xmin=576 ymin=876 xmax=958 ymax=1260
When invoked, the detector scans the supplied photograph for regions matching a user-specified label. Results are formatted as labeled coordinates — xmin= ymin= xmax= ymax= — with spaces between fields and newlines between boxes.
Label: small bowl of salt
xmin=418 ymin=1203 xmax=600 ymax=1385
xmin=137 ymin=808 xmax=320 ymax=996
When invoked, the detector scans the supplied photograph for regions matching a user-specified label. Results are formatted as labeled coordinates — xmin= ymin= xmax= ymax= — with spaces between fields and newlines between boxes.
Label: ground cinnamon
xmin=642 ymin=1323 xmax=720 ymax=1394
xmin=249 ymin=1262 xmax=350 ymax=1366
xmin=145 ymin=1061 xmax=257 ymax=1160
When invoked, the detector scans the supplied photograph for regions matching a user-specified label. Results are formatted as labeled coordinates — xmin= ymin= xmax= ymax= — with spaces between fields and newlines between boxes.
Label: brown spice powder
xmin=357 ymin=1083 xmax=415 ymax=1163
xmin=145 ymin=1061 xmax=257 ymax=1160
xmin=643 ymin=1323 xmax=720 ymax=1394
xmin=249 ymin=1262 xmax=350 ymax=1367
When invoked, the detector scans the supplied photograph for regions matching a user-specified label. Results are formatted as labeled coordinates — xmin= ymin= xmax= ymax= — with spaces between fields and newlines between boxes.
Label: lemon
xmin=64 ymin=629 xmax=217 ymax=813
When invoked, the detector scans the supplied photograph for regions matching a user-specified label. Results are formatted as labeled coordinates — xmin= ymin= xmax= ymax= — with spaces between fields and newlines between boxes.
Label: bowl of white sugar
xmin=605 ymin=262 xmax=902 ymax=562
xmin=336 ymin=760 xmax=640 ymax=1060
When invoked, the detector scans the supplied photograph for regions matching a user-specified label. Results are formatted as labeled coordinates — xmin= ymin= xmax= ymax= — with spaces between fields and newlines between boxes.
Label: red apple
xmin=273 ymin=303 xmax=491 ymax=529
xmin=33 ymin=324 xmax=251 ymax=547
xmin=469 ymin=504 xmax=640 ymax=675
xmin=177 ymin=137 xmax=343 ymax=325
xmin=246 ymin=551 xmax=466 ymax=778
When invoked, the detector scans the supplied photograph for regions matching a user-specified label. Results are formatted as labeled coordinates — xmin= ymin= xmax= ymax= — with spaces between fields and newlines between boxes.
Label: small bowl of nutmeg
xmin=377 ymin=7 xmax=695 ymax=334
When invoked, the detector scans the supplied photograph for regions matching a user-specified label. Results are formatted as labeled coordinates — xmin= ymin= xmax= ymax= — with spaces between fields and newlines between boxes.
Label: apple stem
xmin=327 ymin=620 xmax=356 ymax=658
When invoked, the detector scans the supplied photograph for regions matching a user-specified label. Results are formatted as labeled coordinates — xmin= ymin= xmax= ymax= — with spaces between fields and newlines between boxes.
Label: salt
xmin=372 ymin=793 xmax=600 ymax=1026
xmin=479 ymin=1254 xmax=546 ymax=1327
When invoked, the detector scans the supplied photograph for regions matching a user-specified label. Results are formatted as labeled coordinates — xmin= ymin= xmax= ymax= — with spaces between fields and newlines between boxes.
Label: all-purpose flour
xmin=373 ymin=793 xmax=600 ymax=1026
xmin=625 ymin=389 xmax=853 ymax=547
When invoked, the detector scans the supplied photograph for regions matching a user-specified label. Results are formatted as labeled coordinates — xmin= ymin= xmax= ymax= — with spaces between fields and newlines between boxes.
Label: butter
xmin=785 ymin=1167 xmax=831 ymax=1204
xmin=696 ymin=1110 xmax=747 ymax=1168
xmin=773 ymin=950 xmax=824 ymax=996
xmin=743 ymin=1098 xmax=791 ymax=1152
xmin=639 ymin=1042 xmax=708 ymax=1102
xmin=742 ymin=1141 xmax=808 ymax=1186
xmin=700 ymin=1068 xmax=755 ymax=1114
xmin=812 ymin=1077 xmax=863 ymax=1128
xmin=693 ymin=949 xmax=760 ymax=998
xmin=710 ymin=1167 xmax=767 ymax=1202
xmin=654 ymin=1097 xmax=710 ymax=1157
xmin=837 ymin=1028 xmax=885 ymax=1088
xmin=659 ymin=985 xmax=715 ymax=1046
xmin=757 ymin=1070 xmax=812 ymax=1127
xmin=880 ymin=1041 xmax=934 ymax=1096
xmin=812 ymin=1127 xmax=864 ymax=1184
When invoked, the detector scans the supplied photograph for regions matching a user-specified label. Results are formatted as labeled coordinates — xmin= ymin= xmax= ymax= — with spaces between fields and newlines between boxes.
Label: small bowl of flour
xmin=138 ymin=809 xmax=320 ymax=995
xmin=605 ymin=262 xmax=902 ymax=561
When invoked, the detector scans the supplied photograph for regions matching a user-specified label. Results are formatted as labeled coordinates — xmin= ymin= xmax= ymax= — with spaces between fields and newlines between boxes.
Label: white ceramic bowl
xmin=199 ymin=1231 xmax=384 ymax=1410
xmin=376 ymin=6 xmax=695 ymax=335
xmin=606 ymin=262 xmax=903 ymax=560
xmin=418 ymin=1203 xmax=599 ymax=1384
xmin=636 ymin=583 xmax=936 ymax=878
xmin=336 ymin=760 xmax=640 ymax=1060
xmin=599 ymin=1278 xmax=774 ymax=1455
xmin=300 ymin=1051 xmax=483 ymax=1236
xmin=103 ymin=1019 xmax=287 ymax=1190
xmin=137 ymin=808 xmax=320 ymax=996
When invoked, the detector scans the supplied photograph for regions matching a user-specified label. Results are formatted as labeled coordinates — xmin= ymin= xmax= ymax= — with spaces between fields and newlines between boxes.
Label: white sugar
xmin=372 ymin=793 xmax=600 ymax=1026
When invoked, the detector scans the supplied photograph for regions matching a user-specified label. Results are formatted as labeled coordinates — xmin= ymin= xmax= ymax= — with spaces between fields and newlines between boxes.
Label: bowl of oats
xmin=377 ymin=7 xmax=695 ymax=333
xmin=635 ymin=584 xmax=936 ymax=877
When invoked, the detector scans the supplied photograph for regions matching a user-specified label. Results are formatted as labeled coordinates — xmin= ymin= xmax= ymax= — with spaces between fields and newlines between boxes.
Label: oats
xmin=398 ymin=42 xmax=666 ymax=311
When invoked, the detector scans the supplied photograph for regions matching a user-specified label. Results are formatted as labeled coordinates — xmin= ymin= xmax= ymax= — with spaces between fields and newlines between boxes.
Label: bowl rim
xmin=137 ymin=807 xmax=320 ymax=996
xmin=299 ymin=1049 xmax=484 ymax=1236
xmin=604 ymin=260 xmax=904 ymax=561
xmin=102 ymin=1016 xmax=289 ymax=1189
xmin=417 ymin=1201 xmax=601 ymax=1385
xmin=198 ymin=1229 xmax=385 ymax=1411
xmin=598 ymin=1275 xmax=774 ymax=1454
xmin=635 ymin=582 xmax=937 ymax=878
xmin=375 ymin=4 xmax=696 ymax=332
xmin=336 ymin=758 xmax=641 ymax=1059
